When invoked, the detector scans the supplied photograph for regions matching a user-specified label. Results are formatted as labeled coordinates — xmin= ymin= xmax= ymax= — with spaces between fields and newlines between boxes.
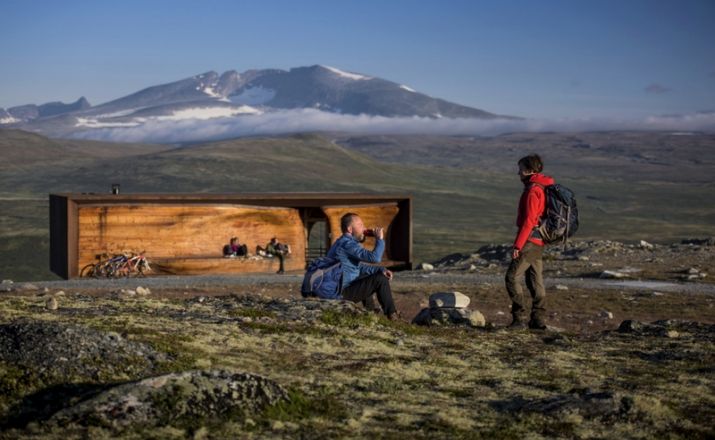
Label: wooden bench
xmin=150 ymin=255 xmax=298 ymax=276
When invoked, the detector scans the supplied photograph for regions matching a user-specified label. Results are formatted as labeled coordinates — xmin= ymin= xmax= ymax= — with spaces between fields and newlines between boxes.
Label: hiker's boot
xmin=387 ymin=311 xmax=402 ymax=322
xmin=508 ymin=317 xmax=528 ymax=329
xmin=528 ymin=318 xmax=547 ymax=330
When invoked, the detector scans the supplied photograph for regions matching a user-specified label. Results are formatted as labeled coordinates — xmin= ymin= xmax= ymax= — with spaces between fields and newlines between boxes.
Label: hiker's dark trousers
xmin=505 ymin=242 xmax=546 ymax=321
xmin=341 ymin=272 xmax=397 ymax=316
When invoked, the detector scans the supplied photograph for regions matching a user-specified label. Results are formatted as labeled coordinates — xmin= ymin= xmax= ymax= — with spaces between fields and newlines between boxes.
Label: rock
xmin=639 ymin=240 xmax=654 ymax=250
xmin=555 ymin=284 xmax=569 ymax=291
xmin=417 ymin=263 xmax=434 ymax=271
xmin=1 ymin=279 xmax=13 ymax=284
xmin=135 ymin=286 xmax=151 ymax=296
xmin=665 ymin=330 xmax=679 ymax=338
xmin=47 ymin=370 xmax=288 ymax=430
xmin=43 ymin=287 xmax=50 ymax=293
xmin=19 ymin=283 xmax=39 ymax=291
xmin=600 ymin=311 xmax=614 ymax=319
xmin=618 ymin=320 xmax=644 ymax=333
xmin=429 ymin=291 xmax=470 ymax=309
xmin=45 ymin=297 xmax=58 ymax=311
xmin=412 ymin=307 xmax=485 ymax=328
xmin=468 ymin=264 xmax=477 ymax=271
xmin=55 ymin=290 xmax=65 ymax=297
xmin=652 ymin=292 xmax=665 ymax=296
xmin=393 ymin=338 xmax=405 ymax=347
xmin=599 ymin=270 xmax=628 ymax=279
xmin=0 ymin=321 xmax=169 ymax=381
xmin=491 ymin=388 xmax=632 ymax=419
xmin=578 ymin=256 xmax=590 ymax=261
xmin=687 ymin=267 xmax=700 ymax=275
xmin=467 ymin=310 xmax=486 ymax=328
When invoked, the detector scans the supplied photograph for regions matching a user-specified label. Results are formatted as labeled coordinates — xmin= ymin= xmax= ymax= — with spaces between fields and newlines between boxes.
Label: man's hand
xmin=383 ymin=269 xmax=393 ymax=280
xmin=375 ymin=227 xmax=384 ymax=240
xmin=512 ymin=247 xmax=521 ymax=260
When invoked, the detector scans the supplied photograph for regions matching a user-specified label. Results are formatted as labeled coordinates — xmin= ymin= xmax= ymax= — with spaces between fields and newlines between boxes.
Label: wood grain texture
xmin=322 ymin=203 xmax=399 ymax=260
xmin=76 ymin=204 xmax=305 ymax=275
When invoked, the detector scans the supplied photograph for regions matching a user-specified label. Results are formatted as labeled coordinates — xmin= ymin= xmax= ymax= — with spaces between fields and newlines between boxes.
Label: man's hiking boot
xmin=529 ymin=318 xmax=547 ymax=330
xmin=508 ymin=319 xmax=528 ymax=330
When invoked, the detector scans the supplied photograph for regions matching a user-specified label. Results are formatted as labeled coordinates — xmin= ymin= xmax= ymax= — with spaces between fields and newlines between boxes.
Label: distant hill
xmin=0 ymin=128 xmax=713 ymax=281
xmin=0 ymin=65 xmax=514 ymax=142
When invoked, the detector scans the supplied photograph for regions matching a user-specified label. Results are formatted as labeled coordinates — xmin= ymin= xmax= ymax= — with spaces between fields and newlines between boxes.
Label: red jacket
xmin=514 ymin=173 xmax=555 ymax=250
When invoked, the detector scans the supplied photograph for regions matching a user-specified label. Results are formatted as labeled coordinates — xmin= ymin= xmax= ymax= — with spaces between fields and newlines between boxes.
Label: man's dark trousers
xmin=341 ymin=273 xmax=396 ymax=316
xmin=505 ymin=242 xmax=546 ymax=322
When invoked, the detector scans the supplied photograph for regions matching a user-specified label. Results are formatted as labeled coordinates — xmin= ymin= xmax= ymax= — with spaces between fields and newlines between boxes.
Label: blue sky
xmin=1 ymin=0 xmax=714 ymax=119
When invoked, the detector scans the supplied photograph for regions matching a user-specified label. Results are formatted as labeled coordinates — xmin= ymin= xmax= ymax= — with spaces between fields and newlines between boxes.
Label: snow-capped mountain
xmin=1 ymin=65 xmax=513 ymax=141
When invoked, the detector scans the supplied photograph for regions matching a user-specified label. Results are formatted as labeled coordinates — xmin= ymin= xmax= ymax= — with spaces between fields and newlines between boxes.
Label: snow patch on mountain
xmin=0 ymin=116 xmax=20 ymax=124
xmin=321 ymin=65 xmax=371 ymax=81
xmin=230 ymin=87 xmax=276 ymax=106
xmin=202 ymin=86 xmax=223 ymax=99
xmin=400 ymin=85 xmax=416 ymax=92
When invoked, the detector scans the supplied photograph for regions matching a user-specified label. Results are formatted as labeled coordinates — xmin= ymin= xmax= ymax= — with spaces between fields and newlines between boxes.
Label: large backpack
xmin=301 ymin=256 xmax=343 ymax=299
xmin=534 ymin=183 xmax=579 ymax=247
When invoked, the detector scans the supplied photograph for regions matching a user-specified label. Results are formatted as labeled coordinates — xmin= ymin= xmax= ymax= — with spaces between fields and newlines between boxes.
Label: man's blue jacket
xmin=326 ymin=233 xmax=385 ymax=290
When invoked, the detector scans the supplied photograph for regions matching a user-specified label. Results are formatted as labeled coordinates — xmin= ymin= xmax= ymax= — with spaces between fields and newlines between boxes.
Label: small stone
xmin=45 ymin=297 xmax=58 ymax=311
xmin=600 ymin=270 xmax=627 ymax=279
xmin=600 ymin=311 xmax=614 ymax=320
xmin=136 ymin=286 xmax=151 ymax=296
xmin=468 ymin=310 xmax=486 ymax=328
xmin=587 ymin=320 xmax=594 ymax=325
xmin=665 ymin=330 xmax=679 ymax=338
xmin=639 ymin=240 xmax=654 ymax=250
xmin=393 ymin=338 xmax=405 ymax=347
xmin=687 ymin=267 xmax=700 ymax=275
xmin=418 ymin=263 xmax=434 ymax=271
xmin=241 ymin=317 xmax=253 ymax=323
xmin=652 ymin=292 xmax=665 ymax=296
xmin=555 ymin=284 xmax=569 ymax=291
xmin=43 ymin=287 xmax=50 ymax=293
xmin=468 ymin=264 xmax=477 ymax=271
xmin=271 ymin=420 xmax=285 ymax=430
xmin=20 ymin=283 xmax=39 ymax=290
xmin=578 ymin=256 xmax=590 ymax=261
xmin=429 ymin=291 xmax=470 ymax=309
xmin=496 ymin=311 xmax=505 ymax=316
xmin=1 ymin=279 xmax=13 ymax=284
xmin=55 ymin=290 xmax=65 ymax=296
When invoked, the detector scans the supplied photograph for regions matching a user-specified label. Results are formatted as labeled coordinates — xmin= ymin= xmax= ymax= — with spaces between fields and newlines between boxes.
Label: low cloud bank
xmin=71 ymin=108 xmax=715 ymax=144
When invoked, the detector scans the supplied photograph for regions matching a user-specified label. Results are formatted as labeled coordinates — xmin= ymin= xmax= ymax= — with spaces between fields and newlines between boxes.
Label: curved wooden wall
xmin=76 ymin=204 xmax=306 ymax=274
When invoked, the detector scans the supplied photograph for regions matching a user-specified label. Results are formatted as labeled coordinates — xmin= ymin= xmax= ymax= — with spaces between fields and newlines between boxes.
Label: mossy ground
xmin=0 ymin=284 xmax=713 ymax=439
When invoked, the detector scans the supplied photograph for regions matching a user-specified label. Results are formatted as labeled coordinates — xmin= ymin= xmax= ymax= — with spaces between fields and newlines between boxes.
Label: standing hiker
xmin=505 ymin=154 xmax=554 ymax=330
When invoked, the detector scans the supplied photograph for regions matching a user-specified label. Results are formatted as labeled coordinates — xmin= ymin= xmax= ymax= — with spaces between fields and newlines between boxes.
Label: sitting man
xmin=223 ymin=236 xmax=247 ymax=257
xmin=327 ymin=212 xmax=399 ymax=320
xmin=258 ymin=237 xmax=291 ymax=274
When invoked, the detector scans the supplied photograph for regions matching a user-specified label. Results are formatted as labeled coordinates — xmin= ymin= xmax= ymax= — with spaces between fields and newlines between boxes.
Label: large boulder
xmin=47 ymin=370 xmax=288 ymax=429
xmin=0 ymin=320 xmax=169 ymax=381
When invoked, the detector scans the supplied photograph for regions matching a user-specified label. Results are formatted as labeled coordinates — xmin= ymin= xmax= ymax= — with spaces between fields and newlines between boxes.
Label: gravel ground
xmin=5 ymin=272 xmax=715 ymax=295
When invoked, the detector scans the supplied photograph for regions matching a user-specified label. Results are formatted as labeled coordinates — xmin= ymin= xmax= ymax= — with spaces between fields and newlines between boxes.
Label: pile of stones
xmin=412 ymin=291 xmax=486 ymax=328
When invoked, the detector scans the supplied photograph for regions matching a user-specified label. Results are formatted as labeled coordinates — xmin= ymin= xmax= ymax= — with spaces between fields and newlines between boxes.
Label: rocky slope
xmin=0 ymin=267 xmax=713 ymax=438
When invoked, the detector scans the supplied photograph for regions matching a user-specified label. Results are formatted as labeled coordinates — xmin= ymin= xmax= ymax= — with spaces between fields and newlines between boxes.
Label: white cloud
xmin=70 ymin=108 xmax=715 ymax=144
